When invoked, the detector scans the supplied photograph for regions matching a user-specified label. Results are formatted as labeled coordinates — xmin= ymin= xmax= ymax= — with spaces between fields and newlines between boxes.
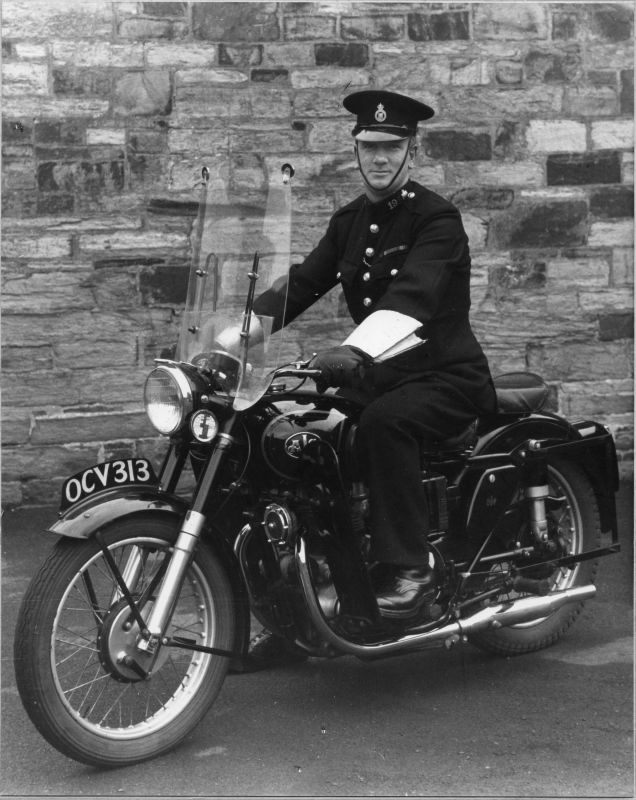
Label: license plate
xmin=60 ymin=458 xmax=157 ymax=511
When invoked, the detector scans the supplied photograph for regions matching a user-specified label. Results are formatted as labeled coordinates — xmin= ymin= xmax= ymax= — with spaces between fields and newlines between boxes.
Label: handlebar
xmin=273 ymin=366 xmax=322 ymax=380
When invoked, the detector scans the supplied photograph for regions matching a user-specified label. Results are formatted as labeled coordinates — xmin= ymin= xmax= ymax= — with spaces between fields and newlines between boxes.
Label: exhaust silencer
xmin=296 ymin=540 xmax=596 ymax=659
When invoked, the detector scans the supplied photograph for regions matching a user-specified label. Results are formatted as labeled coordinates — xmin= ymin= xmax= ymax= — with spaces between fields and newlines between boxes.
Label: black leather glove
xmin=310 ymin=345 xmax=372 ymax=393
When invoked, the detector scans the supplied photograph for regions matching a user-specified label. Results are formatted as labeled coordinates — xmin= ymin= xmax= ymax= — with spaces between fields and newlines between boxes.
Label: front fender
xmin=48 ymin=486 xmax=189 ymax=540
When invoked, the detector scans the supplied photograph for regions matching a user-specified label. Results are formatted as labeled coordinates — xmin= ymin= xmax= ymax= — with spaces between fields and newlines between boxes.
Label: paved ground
xmin=1 ymin=484 xmax=633 ymax=799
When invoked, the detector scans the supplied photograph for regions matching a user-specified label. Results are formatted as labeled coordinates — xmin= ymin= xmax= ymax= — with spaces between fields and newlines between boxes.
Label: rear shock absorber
xmin=526 ymin=484 xmax=550 ymax=542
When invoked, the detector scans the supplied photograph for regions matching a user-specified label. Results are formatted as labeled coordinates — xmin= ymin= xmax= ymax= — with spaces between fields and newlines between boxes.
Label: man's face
xmin=355 ymin=138 xmax=412 ymax=197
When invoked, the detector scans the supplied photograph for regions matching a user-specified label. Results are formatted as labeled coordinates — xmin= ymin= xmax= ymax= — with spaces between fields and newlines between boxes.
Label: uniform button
xmin=369 ymin=224 xmax=379 ymax=234
xmin=336 ymin=271 xmax=342 ymax=279
xmin=390 ymin=268 xmax=398 ymax=276
xmin=365 ymin=247 xmax=375 ymax=257
xmin=363 ymin=297 xmax=372 ymax=307
xmin=363 ymin=271 xmax=370 ymax=281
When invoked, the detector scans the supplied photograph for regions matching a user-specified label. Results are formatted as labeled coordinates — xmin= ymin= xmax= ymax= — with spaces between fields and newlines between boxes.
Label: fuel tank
xmin=255 ymin=392 xmax=360 ymax=480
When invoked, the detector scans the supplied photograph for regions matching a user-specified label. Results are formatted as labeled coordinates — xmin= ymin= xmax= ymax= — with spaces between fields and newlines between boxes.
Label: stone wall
xmin=2 ymin=1 xmax=633 ymax=508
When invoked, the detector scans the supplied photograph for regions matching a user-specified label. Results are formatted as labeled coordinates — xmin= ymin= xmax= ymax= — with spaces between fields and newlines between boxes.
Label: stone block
xmin=34 ymin=120 xmax=86 ymax=145
xmin=114 ymin=71 xmax=172 ymax=116
xmin=2 ymin=364 xmax=79 ymax=404
xmin=2 ymin=1 xmax=113 ymax=39
xmin=588 ymin=219 xmax=634 ymax=248
xmin=2 ymin=62 xmax=49 ymax=96
xmin=586 ymin=42 xmax=633 ymax=72
xmin=444 ymin=161 xmax=544 ymax=188
xmin=2 ymin=270 xmax=95 ymax=313
xmin=143 ymin=2 xmax=187 ymax=15
xmin=552 ymin=10 xmax=582 ymax=41
xmin=526 ymin=120 xmax=587 ymax=153
xmin=117 ymin=17 xmax=186 ymax=39
xmin=53 ymin=68 xmax=111 ymax=97
xmin=79 ymin=229 xmax=188 ymax=255
xmin=251 ymin=68 xmax=289 ymax=84
xmin=442 ymin=84 xmax=564 ymax=119
xmin=473 ymin=5 xmax=548 ymax=41
xmin=249 ymin=85 xmax=294 ymax=120
xmin=591 ymin=119 xmax=634 ymax=151
xmin=590 ymin=185 xmax=634 ymax=218
xmin=140 ymin=264 xmax=189 ymax=305
xmin=526 ymin=339 xmax=633 ymax=381
xmin=425 ymin=130 xmax=492 ymax=161
xmin=579 ymin=287 xmax=633 ymax=314
xmin=560 ymin=379 xmax=634 ymax=417
xmin=622 ymin=152 xmax=634 ymax=184
xmin=1 ymin=407 xmax=31 ymax=445
xmin=193 ymin=2 xmax=280 ymax=42
xmin=547 ymin=256 xmax=611 ymax=288
xmin=51 ymin=41 xmax=144 ymax=68
xmin=598 ymin=312 xmax=634 ymax=341
xmin=564 ymin=85 xmax=619 ymax=117
xmin=145 ymin=43 xmax=217 ymax=67
xmin=488 ymin=200 xmax=589 ymax=248
xmin=314 ymin=43 xmax=368 ymax=67
xmin=30 ymin=410 xmax=155 ymax=445
xmin=86 ymin=129 xmax=127 ymax=146
xmin=547 ymin=151 xmax=622 ymax=186
xmin=284 ymin=15 xmax=337 ymax=40
xmin=588 ymin=5 xmax=634 ymax=42
xmin=495 ymin=60 xmax=523 ymax=85
xmin=219 ymin=43 xmax=263 ymax=67
xmin=450 ymin=57 xmax=491 ymax=86
xmin=612 ymin=248 xmax=634 ymax=286
xmin=290 ymin=68 xmax=368 ymax=90
xmin=307 ymin=121 xmax=354 ymax=153
xmin=2 ymin=233 xmax=72 ymax=259
xmin=449 ymin=187 xmax=515 ymax=211
xmin=263 ymin=43 xmax=314 ymax=68
xmin=341 ymin=15 xmax=405 ymax=41
xmin=407 ymin=11 xmax=469 ymax=41
xmin=2 ymin=160 xmax=37 ymax=191
xmin=620 ymin=69 xmax=634 ymax=115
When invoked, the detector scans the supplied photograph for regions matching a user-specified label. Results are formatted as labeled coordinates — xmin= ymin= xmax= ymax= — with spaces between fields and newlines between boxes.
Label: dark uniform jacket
xmin=254 ymin=179 xmax=495 ymax=415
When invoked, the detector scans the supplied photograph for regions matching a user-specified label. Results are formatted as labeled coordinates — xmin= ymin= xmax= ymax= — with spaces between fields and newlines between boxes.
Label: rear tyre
xmin=14 ymin=514 xmax=235 ymax=766
xmin=469 ymin=459 xmax=601 ymax=656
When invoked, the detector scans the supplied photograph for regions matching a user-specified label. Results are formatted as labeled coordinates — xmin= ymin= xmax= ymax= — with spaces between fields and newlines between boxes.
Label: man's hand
xmin=310 ymin=345 xmax=372 ymax=392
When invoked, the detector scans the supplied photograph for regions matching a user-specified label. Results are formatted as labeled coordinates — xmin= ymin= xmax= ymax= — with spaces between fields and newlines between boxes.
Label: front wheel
xmin=14 ymin=514 xmax=235 ymax=767
xmin=469 ymin=459 xmax=601 ymax=657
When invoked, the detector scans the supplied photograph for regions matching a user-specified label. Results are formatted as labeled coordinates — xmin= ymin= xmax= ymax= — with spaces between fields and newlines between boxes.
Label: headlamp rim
xmin=145 ymin=363 xmax=194 ymax=435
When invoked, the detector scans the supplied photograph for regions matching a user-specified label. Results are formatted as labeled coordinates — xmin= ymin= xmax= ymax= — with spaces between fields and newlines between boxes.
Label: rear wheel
xmin=14 ymin=514 xmax=235 ymax=766
xmin=469 ymin=459 xmax=601 ymax=656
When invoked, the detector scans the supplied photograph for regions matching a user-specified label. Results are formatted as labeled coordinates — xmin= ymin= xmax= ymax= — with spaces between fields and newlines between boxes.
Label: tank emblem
xmin=284 ymin=432 xmax=321 ymax=459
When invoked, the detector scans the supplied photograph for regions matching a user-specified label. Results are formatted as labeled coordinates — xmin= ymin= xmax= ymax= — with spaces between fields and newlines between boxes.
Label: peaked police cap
xmin=344 ymin=90 xmax=435 ymax=141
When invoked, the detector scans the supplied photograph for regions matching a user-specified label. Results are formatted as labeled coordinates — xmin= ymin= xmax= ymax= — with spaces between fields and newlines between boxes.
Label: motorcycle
xmin=14 ymin=163 xmax=620 ymax=767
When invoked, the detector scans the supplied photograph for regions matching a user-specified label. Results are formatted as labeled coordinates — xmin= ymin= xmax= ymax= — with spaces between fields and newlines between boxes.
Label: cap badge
xmin=374 ymin=103 xmax=387 ymax=123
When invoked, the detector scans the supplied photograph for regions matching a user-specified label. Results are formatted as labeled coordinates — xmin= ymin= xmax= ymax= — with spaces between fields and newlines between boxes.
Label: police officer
xmin=243 ymin=89 xmax=496 ymax=668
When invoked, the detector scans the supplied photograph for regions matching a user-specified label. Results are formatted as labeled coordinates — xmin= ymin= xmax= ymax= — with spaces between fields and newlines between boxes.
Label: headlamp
xmin=144 ymin=365 xmax=193 ymax=435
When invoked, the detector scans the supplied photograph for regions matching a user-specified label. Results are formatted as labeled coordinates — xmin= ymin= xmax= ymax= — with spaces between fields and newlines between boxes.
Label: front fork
xmin=135 ymin=414 xmax=238 ymax=655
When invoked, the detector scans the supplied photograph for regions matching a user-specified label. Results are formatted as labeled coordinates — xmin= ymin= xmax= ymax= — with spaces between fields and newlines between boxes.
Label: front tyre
xmin=14 ymin=515 xmax=235 ymax=767
xmin=469 ymin=459 xmax=601 ymax=657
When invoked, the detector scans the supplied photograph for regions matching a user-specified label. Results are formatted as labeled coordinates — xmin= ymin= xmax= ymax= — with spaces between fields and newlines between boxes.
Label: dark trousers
xmin=356 ymin=377 xmax=480 ymax=566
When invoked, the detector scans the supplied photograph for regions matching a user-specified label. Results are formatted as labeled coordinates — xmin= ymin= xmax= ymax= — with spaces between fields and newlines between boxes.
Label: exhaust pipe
xmin=296 ymin=540 xmax=596 ymax=659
